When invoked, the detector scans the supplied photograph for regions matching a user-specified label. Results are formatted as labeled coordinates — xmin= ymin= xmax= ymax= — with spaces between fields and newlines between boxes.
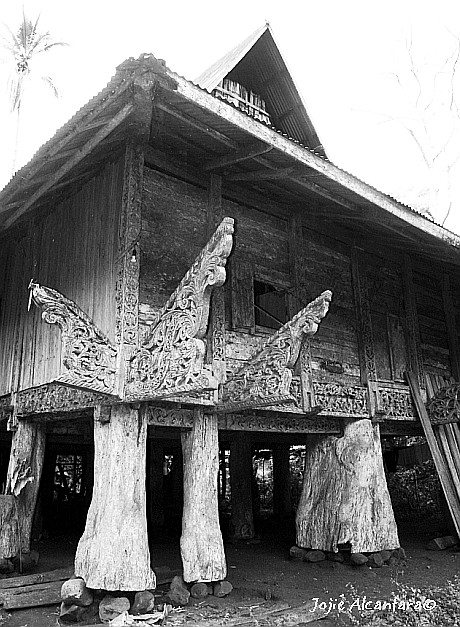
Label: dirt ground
xmin=1 ymin=515 xmax=459 ymax=627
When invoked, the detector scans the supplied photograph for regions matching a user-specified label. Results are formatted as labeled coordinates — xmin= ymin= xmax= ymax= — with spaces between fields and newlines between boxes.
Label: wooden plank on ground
xmin=77 ymin=601 xmax=328 ymax=627
xmin=0 ymin=565 xmax=74 ymax=590
xmin=0 ymin=579 xmax=63 ymax=609
xmin=407 ymin=371 xmax=460 ymax=537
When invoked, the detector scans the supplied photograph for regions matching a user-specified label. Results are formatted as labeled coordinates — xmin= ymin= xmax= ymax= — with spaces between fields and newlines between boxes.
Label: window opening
xmin=254 ymin=280 xmax=287 ymax=329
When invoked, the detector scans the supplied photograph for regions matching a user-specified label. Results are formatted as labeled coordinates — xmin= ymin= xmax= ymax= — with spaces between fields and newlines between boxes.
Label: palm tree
xmin=1 ymin=11 xmax=68 ymax=173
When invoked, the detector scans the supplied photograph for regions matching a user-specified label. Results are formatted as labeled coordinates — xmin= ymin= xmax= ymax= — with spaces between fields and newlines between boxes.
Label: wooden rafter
xmin=227 ymin=167 xmax=297 ymax=181
xmin=156 ymin=102 xmax=237 ymax=149
xmin=204 ymin=142 xmax=272 ymax=171
xmin=2 ymin=104 xmax=133 ymax=230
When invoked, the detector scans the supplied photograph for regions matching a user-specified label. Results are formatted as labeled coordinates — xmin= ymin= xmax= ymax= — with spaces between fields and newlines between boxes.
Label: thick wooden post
xmin=0 ymin=420 xmax=45 ymax=558
xmin=229 ymin=433 xmax=255 ymax=540
xmin=296 ymin=419 xmax=399 ymax=553
xmin=74 ymin=404 xmax=155 ymax=591
xmin=273 ymin=444 xmax=292 ymax=520
xmin=181 ymin=410 xmax=226 ymax=583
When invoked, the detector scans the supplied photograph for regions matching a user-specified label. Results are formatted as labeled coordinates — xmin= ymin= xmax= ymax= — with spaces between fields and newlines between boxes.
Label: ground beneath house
xmin=1 ymin=515 xmax=459 ymax=627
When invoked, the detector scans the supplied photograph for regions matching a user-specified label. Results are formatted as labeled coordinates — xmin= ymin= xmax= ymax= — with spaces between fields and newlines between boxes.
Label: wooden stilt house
xmin=1 ymin=23 xmax=460 ymax=592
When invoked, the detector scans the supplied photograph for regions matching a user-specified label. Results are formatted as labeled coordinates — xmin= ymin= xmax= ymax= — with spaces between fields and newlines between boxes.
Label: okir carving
xmin=427 ymin=382 xmax=460 ymax=425
xmin=219 ymin=290 xmax=332 ymax=411
xmin=125 ymin=217 xmax=234 ymax=400
xmin=28 ymin=281 xmax=118 ymax=395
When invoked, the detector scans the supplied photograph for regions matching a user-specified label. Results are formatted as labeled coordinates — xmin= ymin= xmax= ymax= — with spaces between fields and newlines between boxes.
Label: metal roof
xmin=0 ymin=52 xmax=459 ymax=268
xmin=195 ymin=24 xmax=327 ymax=157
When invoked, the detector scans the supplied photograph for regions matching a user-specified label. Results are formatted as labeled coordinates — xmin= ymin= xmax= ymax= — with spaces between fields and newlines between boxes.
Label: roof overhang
xmin=1 ymin=54 xmax=459 ymax=268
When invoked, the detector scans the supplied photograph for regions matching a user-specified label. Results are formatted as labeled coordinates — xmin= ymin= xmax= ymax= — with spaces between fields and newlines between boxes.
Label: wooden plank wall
xmin=139 ymin=164 xmax=460 ymax=401
xmin=413 ymin=266 xmax=452 ymax=379
xmin=300 ymin=230 xmax=360 ymax=385
xmin=0 ymin=159 xmax=123 ymax=395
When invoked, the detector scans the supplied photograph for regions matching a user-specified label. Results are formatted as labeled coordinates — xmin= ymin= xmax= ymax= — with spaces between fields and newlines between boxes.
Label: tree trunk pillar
xmin=273 ymin=444 xmax=292 ymax=520
xmin=0 ymin=420 xmax=46 ymax=559
xmin=180 ymin=410 xmax=226 ymax=583
xmin=296 ymin=419 xmax=399 ymax=553
xmin=74 ymin=404 xmax=155 ymax=591
xmin=229 ymin=432 xmax=255 ymax=540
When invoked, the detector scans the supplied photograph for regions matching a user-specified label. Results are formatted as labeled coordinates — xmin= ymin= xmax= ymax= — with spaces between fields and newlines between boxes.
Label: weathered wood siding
xmin=0 ymin=160 xmax=123 ymax=395
xmin=140 ymin=168 xmax=209 ymax=309
xmin=413 ymin=266 xmax=451 ymax=378
xmin=300 ymin=230 xmax=359 ymax=384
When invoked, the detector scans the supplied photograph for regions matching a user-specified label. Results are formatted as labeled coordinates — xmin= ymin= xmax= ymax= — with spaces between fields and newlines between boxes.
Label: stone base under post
xmin=296 ymin=419 xmax=399 ymax=553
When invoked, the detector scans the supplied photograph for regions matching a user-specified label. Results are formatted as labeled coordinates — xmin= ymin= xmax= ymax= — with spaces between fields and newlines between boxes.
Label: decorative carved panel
xmin=380 ymin=420 xmax=423 ymax=436
xmin=312 ymin=382 xmax=368 ymax=417
xmin=145 ymin=405 xmax=340 ymax=434
xmin=377 ymin=386 xmax=417 ymax=420
xmin=116 ymin=143 xmax=143 ymax=349
xmin=0 ymin=395 xmax=12 ymax=422
xmin=219 ymin=291 xmax=332 ymax=412
xmin=15 ymin=383 xmax=114 ymax=417
xmin=146 ymin=406 xmax=194 ymax=428
xmin=125 ymin=217 xmax=234 ymax=400
xmin=29 ymin=282 xmax=118 ymax=395
xmin=222 ymin=413 xmax=341 ymax=434
xmin=427 ymin=383 xmax=460 ymax=425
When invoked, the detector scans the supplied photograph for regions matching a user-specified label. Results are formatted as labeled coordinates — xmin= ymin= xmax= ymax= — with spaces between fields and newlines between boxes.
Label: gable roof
xmin=195 ymin=24 xmax=326 ymax=157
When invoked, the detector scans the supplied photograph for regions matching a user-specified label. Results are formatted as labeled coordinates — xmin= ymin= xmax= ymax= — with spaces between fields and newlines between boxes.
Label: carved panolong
xmin=427 ymin=382 xmax=460 ymax=425
xmin=219 ymin=290 xmax=332 ymax=411
xmin=28 ymin=282 xmax=118 ymax=395
xmin=125 ymin=217 xmax=234 ymax=400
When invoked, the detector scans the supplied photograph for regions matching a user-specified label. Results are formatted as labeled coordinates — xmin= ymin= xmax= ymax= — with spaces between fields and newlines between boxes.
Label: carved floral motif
xmin=219 ymin=291 xmax=332 ymax=411
xmin=313 ymin=382 xmax=368 ymax=417
xmin=427 ymin=383 xmax=460 ymax=425
xmin=29 ymin=282 xmax=118 ymax=394
xmin=125 ymin=218 xmax=234 ymax=400
xmin=378 ymin=387 xmax=416 ymax=420
xmin=15 ymin=383 xmax=113 ymax=416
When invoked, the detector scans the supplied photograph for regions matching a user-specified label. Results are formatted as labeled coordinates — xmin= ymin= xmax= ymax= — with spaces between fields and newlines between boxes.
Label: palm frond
xmin=41 ymin=75 xmax=60 ymax=98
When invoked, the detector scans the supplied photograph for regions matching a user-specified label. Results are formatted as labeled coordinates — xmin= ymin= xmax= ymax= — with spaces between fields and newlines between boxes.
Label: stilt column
xmin=181 ymin=410 xmax=226 ymax=583
xmin=74 ymin=404 xmax=155 ymax=591
xmin=0 ymin=420 xmax=46 ymax=558
xmin=296 ymin=419 xmax=399 ymax=553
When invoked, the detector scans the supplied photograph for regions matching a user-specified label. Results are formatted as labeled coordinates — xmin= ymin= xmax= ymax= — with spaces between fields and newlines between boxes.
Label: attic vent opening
xmin=213 ymin=78 xmax=271 ymax=124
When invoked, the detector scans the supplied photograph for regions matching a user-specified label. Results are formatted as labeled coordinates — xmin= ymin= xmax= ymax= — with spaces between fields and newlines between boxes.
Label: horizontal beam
xmin=204 ymin=142 xmax=272 ymax=171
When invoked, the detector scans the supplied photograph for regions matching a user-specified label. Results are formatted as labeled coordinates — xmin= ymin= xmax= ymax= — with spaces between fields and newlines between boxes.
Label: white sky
xmin=1 ymin=0 xmax=460 ymax=232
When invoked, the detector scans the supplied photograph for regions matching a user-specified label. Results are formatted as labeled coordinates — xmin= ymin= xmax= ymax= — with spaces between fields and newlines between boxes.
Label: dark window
xmin=254 ymin=280 xmax=288 ymax=329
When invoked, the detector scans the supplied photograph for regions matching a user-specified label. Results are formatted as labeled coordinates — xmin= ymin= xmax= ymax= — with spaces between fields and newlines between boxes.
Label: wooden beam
xmin=407 ymin=371 xmax=460 ymax=538
xmin=227 ymin=167 xmax=296 ymax=181
xmin=204 ymin=142 xmax=272 ymax=171
xmin=156 ymin=102 xmax=237 ymax=149
xmin=2 ymin=104 xmax=133 ymax=230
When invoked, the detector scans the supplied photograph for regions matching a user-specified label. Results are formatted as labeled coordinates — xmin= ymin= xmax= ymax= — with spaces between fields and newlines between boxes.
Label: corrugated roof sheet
xmin=195 ymin=24 xmax=327 ymax=157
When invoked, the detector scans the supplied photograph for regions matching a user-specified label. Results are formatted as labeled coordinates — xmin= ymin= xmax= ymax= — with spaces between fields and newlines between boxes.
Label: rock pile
xmin=289 ymin=545 xmax=406 ymax=568
xmin=59 ymin=573 xmax=234 ymax=623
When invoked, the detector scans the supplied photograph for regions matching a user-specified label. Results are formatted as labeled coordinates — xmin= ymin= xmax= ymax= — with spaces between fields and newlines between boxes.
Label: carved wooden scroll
xmin=219 ymin=290 xmax=332 ymax=412
xmin=28 ymin=282 xmax=118 ymax=395
xmin=427 ymin=383 xmax=460 ymax=425
xmin=125 ymin=217 xmax=234 ymax=400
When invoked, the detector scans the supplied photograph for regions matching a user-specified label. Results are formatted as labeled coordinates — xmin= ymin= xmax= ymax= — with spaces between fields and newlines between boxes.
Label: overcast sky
xmin=2 ymin=0 xmax=460 ymax=232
